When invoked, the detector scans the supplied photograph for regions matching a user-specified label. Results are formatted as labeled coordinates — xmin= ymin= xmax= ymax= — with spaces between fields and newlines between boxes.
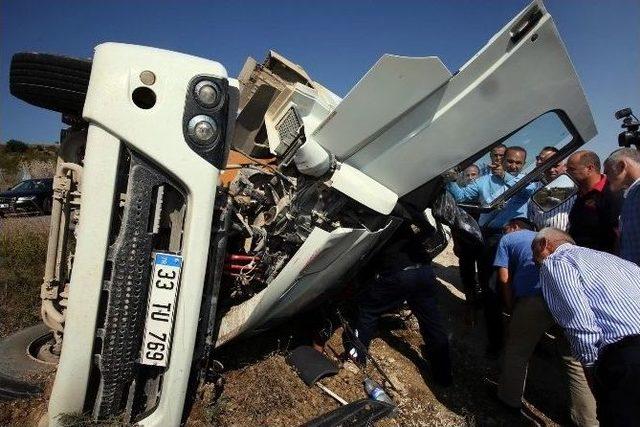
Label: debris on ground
xmin=1 ymin=239 xmax=573 ymax=426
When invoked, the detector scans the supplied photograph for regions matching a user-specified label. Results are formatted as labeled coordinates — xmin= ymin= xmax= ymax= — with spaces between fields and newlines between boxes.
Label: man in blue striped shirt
xmin=604 ymin=148 xmax=640 ymax=266
xmin=532 ymin=228 xmax=640 ymax=425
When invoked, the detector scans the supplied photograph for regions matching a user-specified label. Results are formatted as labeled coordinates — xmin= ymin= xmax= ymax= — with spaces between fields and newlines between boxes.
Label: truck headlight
xmin=187 ymin=115 xmax=219 ymax=146
xmin=194 ymin=80 xmax=221 ymax=108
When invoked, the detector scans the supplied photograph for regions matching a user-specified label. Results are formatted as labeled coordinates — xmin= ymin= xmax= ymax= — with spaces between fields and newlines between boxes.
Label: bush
xmin=6 ymin=139 xmax=28 ymax=153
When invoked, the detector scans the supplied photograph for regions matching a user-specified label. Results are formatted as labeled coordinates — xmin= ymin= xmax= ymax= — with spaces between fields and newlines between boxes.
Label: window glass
xmin=11 ymin=180 xmax=34 ymax=191
xmin=532 ymin=174 xmax=577 ymax=212
xmin=451 ymin=112 xmax=573 ymax=204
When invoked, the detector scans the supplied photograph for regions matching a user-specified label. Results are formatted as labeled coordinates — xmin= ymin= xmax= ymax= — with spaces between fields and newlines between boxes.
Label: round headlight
xmin=188 ymin=115 xmax=219 ymax=145
xmin=194 ymin=80 xmax=221 ymax=108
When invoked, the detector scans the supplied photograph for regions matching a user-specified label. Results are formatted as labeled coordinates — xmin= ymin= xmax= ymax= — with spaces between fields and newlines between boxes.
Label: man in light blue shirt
xmin=447 ymin=146 xmax=536 ymax=355
xmin=478 ymin=143 xmax=506 ymax=176
xmin=493 ymin=218 xmax=543 ymax=410
xmin=447 ymin=146 xmax=536 ymax=229
xmin=533 ymin=227 xmax=640 ymax=425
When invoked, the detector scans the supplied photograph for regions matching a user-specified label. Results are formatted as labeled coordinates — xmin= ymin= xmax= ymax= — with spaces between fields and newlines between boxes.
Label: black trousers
xmin=594 ymin=336 xmax=640 ymax=426
xmin=452 ymin=233 xmax=480 ymax=298
xmin=354 ymin=265 xmax=452 ymax=384
xmin=478 ymin=229 xmax=504 ymax=352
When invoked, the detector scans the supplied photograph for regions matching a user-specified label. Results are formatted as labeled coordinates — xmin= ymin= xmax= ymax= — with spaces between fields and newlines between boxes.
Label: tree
xmin=6 ymin=140 xmax=28 ymax=153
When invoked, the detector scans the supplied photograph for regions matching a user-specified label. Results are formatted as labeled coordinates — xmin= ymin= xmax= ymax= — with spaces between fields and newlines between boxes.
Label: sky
xmin=1 ymin=0 xmax=638 ymax=159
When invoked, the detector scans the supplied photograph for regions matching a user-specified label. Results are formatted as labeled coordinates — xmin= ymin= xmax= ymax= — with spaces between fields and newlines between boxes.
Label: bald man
xmin=566 ymin=150 xmax=623 ymax=253
xmin=533 ymin=228 xmax=640 ymax=426
xmin=604 ymin=148 xmax=640 ymax=265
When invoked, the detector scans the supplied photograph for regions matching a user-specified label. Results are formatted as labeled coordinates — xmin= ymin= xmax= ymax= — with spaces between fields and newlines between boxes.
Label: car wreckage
xmin=6 ymin=1 xmax=596 ymax=425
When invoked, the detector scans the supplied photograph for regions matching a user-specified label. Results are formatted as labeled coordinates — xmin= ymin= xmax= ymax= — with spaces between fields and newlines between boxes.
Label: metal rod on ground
xmin=336 ymin=310 xmax=397 ymax=392
xmin=316 ymin=382 xmax=348 ymax=406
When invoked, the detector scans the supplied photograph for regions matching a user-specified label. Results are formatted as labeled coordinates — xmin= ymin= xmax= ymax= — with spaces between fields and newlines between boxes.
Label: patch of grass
xmin=202 ymin=393 xmax=229 ymax=425
xmin=57 ymin=412 xmax=136 ymax=427
xmin=0 ymin=217 xmax=50 ymax=337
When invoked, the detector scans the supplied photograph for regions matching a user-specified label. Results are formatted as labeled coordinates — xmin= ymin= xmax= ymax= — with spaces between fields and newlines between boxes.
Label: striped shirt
xmin=527 ymin=193 xmax=575 ymax=231
xmin=540 ymin=243 xmax=640 ymax=366
xmin=620 ymin=179 xmax=640 ymax=266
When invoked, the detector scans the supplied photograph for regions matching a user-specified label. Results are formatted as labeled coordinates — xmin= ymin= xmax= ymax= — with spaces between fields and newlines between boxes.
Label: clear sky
xmin=1 ymin=0 xmax=638 ymax=159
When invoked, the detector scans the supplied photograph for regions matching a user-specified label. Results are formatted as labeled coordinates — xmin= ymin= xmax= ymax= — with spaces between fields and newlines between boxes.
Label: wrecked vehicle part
xmin=217 ymin=156 xmax=401 ymax=343
xmin=233 ymin=50 xmax=338 ymax=159
xmin=303 ymin=398 xmax=396 ymax=427
xmin=6 ymin=1 xmax=598 ymax=425
xmin=40 ymin=125 xmax=86 ymax=355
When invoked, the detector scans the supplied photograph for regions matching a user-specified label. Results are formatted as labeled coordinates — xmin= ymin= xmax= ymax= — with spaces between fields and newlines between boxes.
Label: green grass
xmin=0 ymin=217 xmax=50 ymax=338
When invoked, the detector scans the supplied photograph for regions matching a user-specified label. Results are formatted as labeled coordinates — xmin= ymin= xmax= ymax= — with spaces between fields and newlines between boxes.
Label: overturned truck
xmin=9 ymin=1 xmax=595 ymax=425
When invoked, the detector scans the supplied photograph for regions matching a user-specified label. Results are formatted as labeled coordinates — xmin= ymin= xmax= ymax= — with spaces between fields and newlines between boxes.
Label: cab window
xmin=449 ymin=112 xmax=575 ymax=206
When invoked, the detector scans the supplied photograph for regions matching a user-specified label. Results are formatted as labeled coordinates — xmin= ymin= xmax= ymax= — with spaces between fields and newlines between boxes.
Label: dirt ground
xmin=0 ymin=217 xmax=575 ymax=426
xmin=186 ymin=246 xmax=573 ymax=427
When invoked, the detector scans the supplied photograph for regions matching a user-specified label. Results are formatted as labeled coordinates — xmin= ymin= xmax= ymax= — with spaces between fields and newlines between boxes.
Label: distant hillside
xmin=0 ymin=141 xmax=58 ymax=189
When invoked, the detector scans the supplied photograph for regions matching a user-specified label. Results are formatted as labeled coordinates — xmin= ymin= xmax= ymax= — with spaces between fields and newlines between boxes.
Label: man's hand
xmin=442 ymin=168 xmax=459 ymax=183
xmin=490 ymin=162 xmax=505 ymax=178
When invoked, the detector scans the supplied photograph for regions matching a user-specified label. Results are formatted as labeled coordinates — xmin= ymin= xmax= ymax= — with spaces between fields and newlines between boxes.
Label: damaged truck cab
xmin=8 ymin=1 xmax=595 ymax=425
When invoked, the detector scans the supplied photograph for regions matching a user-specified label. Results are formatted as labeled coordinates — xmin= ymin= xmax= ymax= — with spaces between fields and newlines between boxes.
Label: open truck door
xmin=307 ymin=0 xmax=594 ymax=202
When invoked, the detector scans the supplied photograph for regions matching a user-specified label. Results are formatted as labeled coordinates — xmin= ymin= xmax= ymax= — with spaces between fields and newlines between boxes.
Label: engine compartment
xmin=219 ymin=161 xmax=389 ymax=315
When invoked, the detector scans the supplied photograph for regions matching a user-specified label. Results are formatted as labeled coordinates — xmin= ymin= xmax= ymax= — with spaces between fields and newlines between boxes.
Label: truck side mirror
xmin=531 ymin=173 xmax=577 ymax=212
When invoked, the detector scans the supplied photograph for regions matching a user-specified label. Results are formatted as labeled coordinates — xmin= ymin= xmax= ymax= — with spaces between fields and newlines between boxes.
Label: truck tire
xmin=0 ymin=324 xmax=56 ymax=400
xmin=10 ymin=52 xmax=92 ymax=115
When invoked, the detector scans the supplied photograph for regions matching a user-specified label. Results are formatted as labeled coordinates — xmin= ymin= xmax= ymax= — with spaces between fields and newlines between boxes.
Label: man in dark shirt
xmin=452 ymin=164 xmax=482 ymax=305
xmin=566 ymin=150 xmax=623 ymax=253
xmin=604 ymin=148 xmax=640 ymax=265
xmin=346 ymin=207 xmax=453 ymax=386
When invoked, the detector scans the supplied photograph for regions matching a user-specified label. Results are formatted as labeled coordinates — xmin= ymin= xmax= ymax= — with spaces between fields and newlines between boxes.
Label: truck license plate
xmin=140 ymin=252 xmax=183 ymax=367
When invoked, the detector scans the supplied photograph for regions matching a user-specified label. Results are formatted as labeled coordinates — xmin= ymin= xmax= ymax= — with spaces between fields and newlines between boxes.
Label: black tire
xmin=10 ymin=52 xmax=92 ymax=115
xmin=0 ymin=324 xmax=56 ymax=401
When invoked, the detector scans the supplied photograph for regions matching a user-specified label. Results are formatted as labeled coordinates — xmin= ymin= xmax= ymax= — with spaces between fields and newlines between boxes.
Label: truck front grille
xmin=88 ymin=147 xmax=186 ymax=420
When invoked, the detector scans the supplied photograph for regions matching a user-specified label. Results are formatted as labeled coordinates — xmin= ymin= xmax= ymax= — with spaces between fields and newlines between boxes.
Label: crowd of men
xmin=449 ymin=145 xmax=640 ymax=425
xmin=343 ymin=143 xmax=639 ymax=426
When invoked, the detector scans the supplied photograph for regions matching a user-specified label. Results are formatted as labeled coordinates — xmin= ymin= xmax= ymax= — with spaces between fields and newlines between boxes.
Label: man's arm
xmin=497 ymin=267 xmax=514 ymax=313
xmin=493 ymin=237 xmax=514 ymax=313
xmin=447 ymin=178 xmax=481 ymax=203
xmin=604 ymin=189 xmax=624 ymax=253
xmin=540 ymin=260 xmax=602 ymax=366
